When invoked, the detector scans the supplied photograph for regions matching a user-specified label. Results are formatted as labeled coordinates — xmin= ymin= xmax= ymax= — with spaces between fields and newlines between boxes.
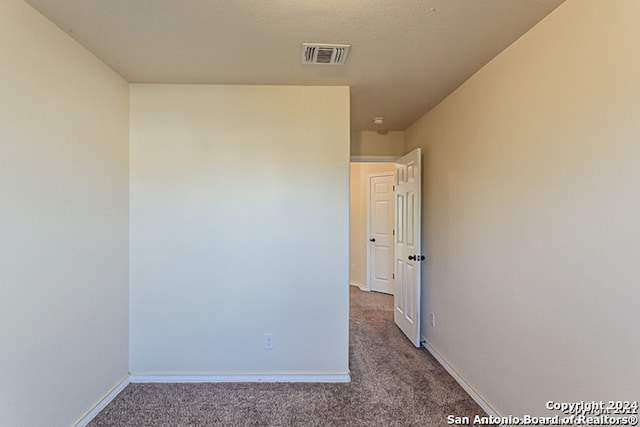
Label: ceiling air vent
xmin=302 ymin=43 xmax=351 ymax=65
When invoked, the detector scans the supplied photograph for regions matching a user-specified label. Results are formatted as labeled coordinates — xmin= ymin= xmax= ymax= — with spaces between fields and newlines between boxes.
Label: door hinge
xmin=392 ymin=273 xmax=395 ymax=279
xmin=393 ymin=229 xmax=395 ymax=236
xmin=393 ymin=185 xmax=395 ymax=191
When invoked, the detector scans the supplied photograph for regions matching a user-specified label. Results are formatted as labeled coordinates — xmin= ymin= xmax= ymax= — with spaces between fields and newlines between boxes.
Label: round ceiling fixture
xmin=372 ymin=117 xmax=384 ymax=125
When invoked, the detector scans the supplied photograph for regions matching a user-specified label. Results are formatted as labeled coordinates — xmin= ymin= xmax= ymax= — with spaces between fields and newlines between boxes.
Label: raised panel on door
xmin=395 ymin=259 xmax=405 ymax=312
xmin=374 ymin=200 xmax=390 ymax=235
xmin=396 ymin=193 xmax=404 ymax=244
xmin=374 ymin=246 xmax=390 ymax=279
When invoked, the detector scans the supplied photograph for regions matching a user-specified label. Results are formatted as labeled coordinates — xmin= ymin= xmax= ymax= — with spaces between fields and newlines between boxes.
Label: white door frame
xmin=366 ymin=172 xmax=395 ymax=293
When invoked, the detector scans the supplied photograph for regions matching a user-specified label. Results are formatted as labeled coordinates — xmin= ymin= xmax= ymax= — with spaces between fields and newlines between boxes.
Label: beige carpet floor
xmin=88 ymin=286 xmax=486 ymax=426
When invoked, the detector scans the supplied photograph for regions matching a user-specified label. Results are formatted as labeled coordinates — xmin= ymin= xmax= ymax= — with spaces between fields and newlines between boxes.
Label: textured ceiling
xmin=25 ymin=0 xmax=564 ymax=131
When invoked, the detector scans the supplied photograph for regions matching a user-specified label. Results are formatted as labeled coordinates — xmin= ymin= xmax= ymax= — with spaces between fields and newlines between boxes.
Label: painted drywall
xmin=129 ymin=85 xmax=350 ymax=376
xmin=349 ymin=164 xmax=363 ymax=287
xmin=0 ymin=1 xmax=130 ymax=426
xmin=349 ymin=163 xmax=395 ymax=288
xmin=406 ymin=0 xmax=640 ymax=417
xmin=351 ymin=131 xmax=405 ymax=157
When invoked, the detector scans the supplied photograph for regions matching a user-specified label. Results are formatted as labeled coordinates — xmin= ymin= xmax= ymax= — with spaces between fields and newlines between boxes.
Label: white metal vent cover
xmin=302 ymin=43 xmax=351 ymax=65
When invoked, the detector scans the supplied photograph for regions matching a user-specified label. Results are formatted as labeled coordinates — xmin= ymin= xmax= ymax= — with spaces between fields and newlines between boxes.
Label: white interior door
xmin=394 ymin=148 xmax=422 ymax=347
xmin=368 ymin=173 xmax=395 ymax=294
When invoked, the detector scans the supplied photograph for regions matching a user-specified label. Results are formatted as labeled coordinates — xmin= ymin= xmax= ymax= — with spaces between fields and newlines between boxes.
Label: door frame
xmin=365 ymin=172 xmax=395 ymax=293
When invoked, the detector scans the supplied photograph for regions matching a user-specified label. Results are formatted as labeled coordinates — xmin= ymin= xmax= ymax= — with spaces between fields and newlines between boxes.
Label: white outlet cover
xmin=264 ymin=333 xmax=274 ymax=350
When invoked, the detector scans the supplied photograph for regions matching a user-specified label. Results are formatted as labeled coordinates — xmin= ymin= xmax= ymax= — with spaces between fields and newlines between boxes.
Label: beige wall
xmin=351 ymin=130 xmax=405 ymax=157
xmin=129 ymin=85 xmax=350 ymax=377
xmin=0 ymin=1 xmax=130 ymax=426
xmin=349 ymin=162 xmax=395 ymax=288
xmin=406 ymin=0 xmax=640 ymax=417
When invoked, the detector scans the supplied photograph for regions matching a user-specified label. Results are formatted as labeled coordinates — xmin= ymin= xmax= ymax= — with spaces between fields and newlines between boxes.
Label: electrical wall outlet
xmin=430 ymin=312 xmax=436 ymax=328
xmin=264 ymin=333 xmax=274 ymax=350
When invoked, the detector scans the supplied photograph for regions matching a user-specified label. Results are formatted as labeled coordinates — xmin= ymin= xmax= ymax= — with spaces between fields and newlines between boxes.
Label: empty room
xmin=1 ymin=0 xmax=638 ymax=426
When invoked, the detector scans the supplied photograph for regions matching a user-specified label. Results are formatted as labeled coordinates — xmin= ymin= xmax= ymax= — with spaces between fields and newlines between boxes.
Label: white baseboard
xmin=129 ymin=373 xmax=351 ymax=383
xmin=349 ymin=281 xmax=367 ymax=291
xmin=421 ymin=339 xmax=505 ymax=424
xmin=73 ymin=374 xmax=130 ymax=427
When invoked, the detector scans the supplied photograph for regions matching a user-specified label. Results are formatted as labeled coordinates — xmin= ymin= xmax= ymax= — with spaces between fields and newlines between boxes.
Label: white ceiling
xmin=25 ymin=0 xmax=564 ymax=131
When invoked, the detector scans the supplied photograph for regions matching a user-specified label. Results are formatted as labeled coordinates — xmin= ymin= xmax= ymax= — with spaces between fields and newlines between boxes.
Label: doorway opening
xmin=349 ymin=148 xmax=423 ymax=347
xmin=367 ymin=172 xmax=395 ymax=294
xmin=349 ymin=161 xmax=396 ymax=294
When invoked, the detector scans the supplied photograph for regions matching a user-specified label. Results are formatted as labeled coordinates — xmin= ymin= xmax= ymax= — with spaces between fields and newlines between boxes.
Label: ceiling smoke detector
xmin=302 ymin=43 xmax=351 ymax=65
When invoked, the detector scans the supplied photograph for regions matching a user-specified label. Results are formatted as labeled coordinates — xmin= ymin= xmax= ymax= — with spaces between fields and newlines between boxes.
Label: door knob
xmin=408 ymin=255 xmax=416 ymax=261
xmin=369 ymin=238 xmax=376 ymax=242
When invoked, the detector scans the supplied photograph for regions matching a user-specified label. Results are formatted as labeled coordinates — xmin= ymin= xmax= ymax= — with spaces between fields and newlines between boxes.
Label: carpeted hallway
xmin=89 ymin=286 xmax=485 ymax=426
